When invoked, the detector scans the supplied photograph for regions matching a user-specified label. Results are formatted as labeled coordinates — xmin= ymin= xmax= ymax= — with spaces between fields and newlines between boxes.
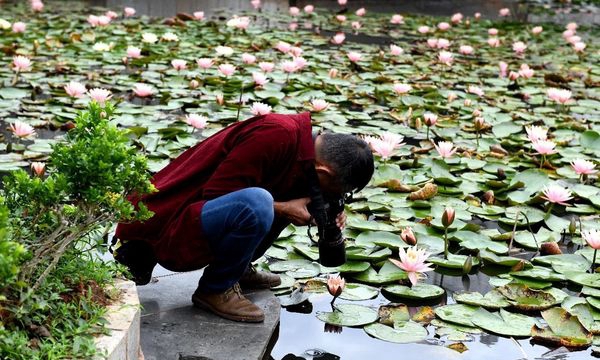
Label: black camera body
xmin=308 ymin=196 xmax=347 ymax=267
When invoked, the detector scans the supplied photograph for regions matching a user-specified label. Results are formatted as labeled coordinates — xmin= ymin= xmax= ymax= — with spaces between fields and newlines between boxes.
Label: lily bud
xmin=216 ymin=93 xmax=224 ymax=105
xmin=474 ymin=116 xmax=485 ymax=130
xmin=540 ymin=242 xmax=562 ymax=255
xmin=327 ymin=275 xmax=345 ymax=297
xmin=122 ymin=56 xmax=128 ymax=65
xmin=442 ymin=207 xmax=455 ymax=228
xmin=569 ymin=217 xmax=577 ymax=235
xmin=511 ymin=259 xmax=525 ymax=272
xmin=414 ymin=117 xmax=422 ymax=129
xmin=31 ymin=162 xmax=45 ymax=177
xmin=462 ymin=255 xmax=473 ymax=274
xmin=400 ymin=227 xmax=417 ymax=245
xmin=189 ymin=79 xmax=200 ymax=89
xmin=482 ymin=190 xmax=495 ymax=204
xmin=496 ymin=168 xmax=506 ymax=180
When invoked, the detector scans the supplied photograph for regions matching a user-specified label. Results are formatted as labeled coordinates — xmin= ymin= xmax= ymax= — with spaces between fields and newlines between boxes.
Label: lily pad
xmin=564 ymin=271 xmax=600 ymax=288
xmin=435 ymin=304 xmax=479 ymax=327
xmin=316 ymin=303 xmax=379 ymax=327
xmin=364 ymin=321 xmax=428 ymax=344
xmin=428 ymin=254 xmax=480 ymax=269
xmin=378 ymin=303 xmax=409 ymax=325
xmin=471 ymin=308 xmax=537 ymax=337
xmin=496 ymin=283 xmax=562 ymax=311
xmin=531 ymin=307 xmax=593 ymax=348
xmin=533 ymin=254 xmax=591 ymax=274
xmin=269 ymin=259 xmax=321 ymax=279
xmin=339 ymin=283 xmax=379 ymax=301
xmin=454 ymin=290 xmax=511 ymax=309
xmin=383 ymin=283 xmax=445 ymax=300
xmin=352 ymin=260 xmax=407 ymax=285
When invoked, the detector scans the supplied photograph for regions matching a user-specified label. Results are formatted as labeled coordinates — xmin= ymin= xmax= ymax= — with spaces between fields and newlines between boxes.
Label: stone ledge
xmin=95 ymin=279 xmax=142 ymax=360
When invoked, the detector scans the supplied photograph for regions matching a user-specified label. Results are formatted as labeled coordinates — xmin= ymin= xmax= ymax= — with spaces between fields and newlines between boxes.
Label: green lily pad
xmin=496 ymin=283 xmax=562 ymax=311
xmin=378 ymin=303 xmax=409 ymax=325
xmin=269 ymin=259 xmax=321 ymax=279
xmin=454 ymin=290 xmax=511 ymax=309
xmin=589 ymin=297 xmax=600 ymax=312
xmin=471 ymin=308 xmax=536 ymax=337
xmin=352 ymin=260 xmax=407 ymax=285
xmin=316 ymin=303 xmax=379 ymax=327
xmin=531 ymin=307 xmax=593 ymax=348
xmin=564 ymin=271 xmax=600 ymax=288
xmin=278 ymin=288 xmax=310 ymax=307
xmin=511 ymin=266 xmax=566 ymax=282
xmin=435 ymin=304 xmax=479 ymax=327
xmin=346 ymin=246 xmax=393 ymax=262
xmin=339 ymin=283 xmax=379 ymax=301
xmin=354 ymin=231 xmax=404 ymax=249
xmin=428 ymin=254 xmax=480 ymax=269
xmin=364 ymin=321 xmax=428 ymax=344
xmin=533 ymin=254 xmax=591 ymax=274
xmin=479 ymin=250 xmax=529 ymax=267
xmin=320 ymin=261 xmax=371 ymax=274
xmin=383 ymin=283 xmax=445 ymax=300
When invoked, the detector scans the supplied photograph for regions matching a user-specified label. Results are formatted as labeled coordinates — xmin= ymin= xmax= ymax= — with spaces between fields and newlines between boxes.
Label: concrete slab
xmin=138 ymin=267 xmax=280 ymax=360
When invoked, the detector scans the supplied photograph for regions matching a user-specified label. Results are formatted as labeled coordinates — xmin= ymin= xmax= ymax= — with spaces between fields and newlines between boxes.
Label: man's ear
xmin=315 ymin=162 xmax=335 ymax=178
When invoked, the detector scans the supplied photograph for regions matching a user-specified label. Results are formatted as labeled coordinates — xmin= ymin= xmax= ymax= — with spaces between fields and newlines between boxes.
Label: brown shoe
xmin=192 ymin=283 xmax=265 ymax=323
xmin=239 ymin=265 xmax=281 ymax=289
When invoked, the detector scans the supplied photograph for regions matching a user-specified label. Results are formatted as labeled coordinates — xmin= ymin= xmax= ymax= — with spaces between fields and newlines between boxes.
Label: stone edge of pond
xmin=94 ymin=279 xmax=142 ymax=360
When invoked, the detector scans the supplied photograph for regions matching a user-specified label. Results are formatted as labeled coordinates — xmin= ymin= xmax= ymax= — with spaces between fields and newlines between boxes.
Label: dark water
xmin=270 ymin=271 xmax=595 ymax=360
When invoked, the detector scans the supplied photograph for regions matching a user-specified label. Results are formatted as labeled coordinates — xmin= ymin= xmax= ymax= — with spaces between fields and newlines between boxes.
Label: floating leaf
xmin=496 ymin=283 xmax=561 ymax=311
xmin=352 ymin=260 xmax=407 ymax=285
xmin=339 ymin=283 xmax=379 ymax=301
xmin=383 ymin=283 xmax=445 ymax=300
xmin=316 ymin=303 xmax=379 ymax=327
xmin=411 ymin=306 xmax=436 ymax=325
xmin=435 ymin=304 xmax=479 ymax=327
xmin=454 ymin=290 xmax=510 ymax=309
xmin=429 ymin=254 xmax=480 ymax=269
xmin=378 ymin=304 xmax=409 ymax=325
xmin=364 ymin=321 xmax=428 ymax=343
xmin=564 ymin=271 xmax=600 ymax=288
xmin=269 ymin=259 xmax=321 ymax=279
xmin=531 ymin=307 xmax=592 ymax=348
xmin=471 ymin=308 xmax=536 ymax=337
xmin=533 ymin=254 xmax=591 ymax=274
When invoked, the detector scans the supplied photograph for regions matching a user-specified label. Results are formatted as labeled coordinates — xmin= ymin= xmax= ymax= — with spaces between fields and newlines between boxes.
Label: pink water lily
xmin=347 ymin=52 xmax=362 ymax=62
xmin=13 ymin=56 xmax=31 ymax=72
xmin=582 ymin=230 xmax=600 ymax=250
xmin=304 ymin=5 xmax=314 ymax=14
xmin=451 ymin=13 xmax=463 ymax=24
xmin=196 ymin=58 xmax=213 ymax=69
xmin=356 ymin=8 xmax=366 ymax=16
xmin=423 ymin=113 xmax=438 ymax=126
xmin=487 ymin=37 xmax=501 ymax=47
xmin=252 ymin=72 xmax=268 ymax=86
xmin=281 ymin=60 xmax=297 ymax=73
xmin=127 ymin=46 xmax=141 ymax=58
xmin=459 ymin=45 xmax=474 ymax=55
xmin=571 ymin=159 xmax=597 ymax=175
xmin=327 ymin=275 xmax=345 ymax=297
xmin=401 ymin=227 xmax=417 ymax=245
xmin=519 ymin=63 xmax=534 ymax=78
xmin=380 ymin=132 xmax=404 ymax=148
xmin=88 ymin=88 xmax=111 ymax=104
xmin=434 ymin=141 xmax=457 ymax=158
xmin=275 ymin=41 xmax=291 ymax=53
xmin=259 ymin=62 xmax=275 ymax=72
xmin=418 ymin=25 xmax=430 ymax=34
xmin=499 ymin=8 xmax=510 ymax=17
xmin=427 ymin=38 xmax=438 ymax=48
xmin=218 ymin=63 xmax=236 ymax=76
xmin=512 ymin=41 xmax=527 ymax=55
xmin=532 ymin=139 xmax=557 ymax=155
xmin=251 ymin=0 xmax=261 ymax=9
xmin=10 ymin=121 xmax=35 ymax=138
xmin=328 ymin=68 xmax=338 ymax=78
xmin=525 ymin=125 xmax=547 ymax=142
xmin=331 ymin=32 xmax=345 ymax=45
xmin=171 ymin=59 xmax=187 ymax=71
xmin=241 ymin=53 xmax=256 ymax=65
xmin=31 ymin=1 xmax=44 ymax=12
xmin=393 ymin=83 xmax=412 ymax=95
xmin=336 ymin=15 xmax=347 ymax=23
xmin=436 ymin=38 xmax=450 ymax=49
xmin=467 ymin=85 xmax=484 ymax=97
xmin=488 ymin=28 xmax=498 ymax=36
xmin=133 ymin=83 xmax=154 ymax=97
xmin=547 ymin=88 xmax=572 ymax=105
xmin=293 ymin=56 xmax=308 ymax=70
xmin=541 ymin=185 xmax=572 ymax=206
xmin=64 ymin=81 xmax=86 ymax=98
xmin=351 ymin=21 xmax=361 ymax=30
xmin=193 ymin=11 xmax=204 ymax=20
xmin=390 ymin=14 xmax=404 ymax=24
xmin=438 ymin=51 xmax=453 ymax=66
xmin=289 ymin=6 xmax=300 ymax=16
xmin=532 ymin=26 xmax=543 ymax=35
xmin=124 ymin=7 xmax=136 ymax=17
xmin=437 ymin=22 xmax=450 ymax=31
xmin=105 ymin=10 xmax=118 ymax=19
xmin=12 ymin=21 xmax=26 ymax=33
xmin=566 ymin=22 xmax=578 ymax=31
xmin=390 ymin=247 xmax=434 ymax=286
xmin=499 ymin=61 xmax=508 ymax=77
xmin=310 ymin=99 xmax=329 ymax=112
xmin=573 ymin=42 xmax=586 ymax=53
xmin=390 ymin=45 xmax=403 ymax=56
xmin=185 ymin=114 xmax=208 ymax=129
xmin=370 ymin=138 xmax=396 ymax=160
xmin=31 ymin=162 xmax=45 ymax=176
xmin=289 ymin=46 xmax=303 ymax=57
xmin=250 ymin=102 xmax=272 ymax=116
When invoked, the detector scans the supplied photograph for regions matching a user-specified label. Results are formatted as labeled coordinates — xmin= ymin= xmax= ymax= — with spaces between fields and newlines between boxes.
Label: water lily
xmin=93 ymin=42 xmax=111 ymax=52
xmin=418 ymin=25 xmax=429 ymax=34
xmin=512 ymin=41 xmax=527 ymax=55
xmin=96 ymin=15 xmax=111 ymax=26
xmin=193 ymin=11 xmax=204 ymax=20
xmin=390 ymin=14 xmax=404 ymax=24
xmin=226 ymin=16 xmax=250 ymax=30
xmin=441 ymin=207 xmax=455 ymax=259
xmin=338 ymin=0 xmax=347 ymax=6
xmin=250 ymin=102 xmax=272 ymax=116
xmin=328 ymin=68 xmax=338 ymax=78
xmin=573 ymin=42 xmax=586 ymax=53
xmin=185 ymin=114 xmax=208 ymax=131
xmin=252 ymin=72 xmax=268 ymax=86
xmin=423 ymin=112 xmax=437 ymax=140
xmin=499 ymin=61 xmax=508 ymax=77
xmin=133 ymin=83 xmax=154 ymax=97
xmin=356 ymin=8 xmax=366 ymax=16
xmin=389 ymin=247 xmax=433 ymax=286
xmin=582 ymin=229 xmax=600 ymax=273
xmin=88 ymin=88 xmax=111 ymax=104
xmin=436 ymin=38 xmax=450 ymax=49
xmin=310 ymin=99 xmax=329 ymax=112
xmin=370 ymin=138 xmax=396 ymax=160
xmin=437 ymin=22 xmax=450 ymax=31
xmin=347 ymin=52 xmax=362 ymax=63
xmin=304 ymin=5 xmax=314 ymax=14
xmin=196 ymin=58 xmax=213 ymax=69
xmin=275 ymin=41 xmax=291 ymax=53
xmin=259 ymin=62 xmax=275 ymax=72
xmin=331 ymin=32 xmax=345 ymax=45
xmin=127 ymin=46 xmax=142 ymax=58
xmin=64 ymin=81 xmax=86 ymax=98
xmin=31 ymin=162 xmax=45 ymax=176
xmin=434 ymin=141 xmax=456 ymax=159
xmin=532 ymin=26 xmax=543 ymax=35
xmin=547 ymin=88 xmax=572 ymax=105
xmin=525 ymin=125 xmax=547 ymax=142
xmin=571 ymin=159 xmax=597 ymax=176
xmin=451 ymin=13 xmax=463 ymax=24
xmin=488 ymin=28 xmax=498 ymax=36
xmin=541 ymin=185 xmax=572 ymax=206
xmin=215 ymin=46 xmax=234 ymax=57
xmin=519 ymin=63 xmax=534 ymax=78
xmin=281 ymin=61 xmax=297 ymax=74
xmin=390 ymin=44 xmax=403 ymax=56
xmin=289 ymin=46 xmax=303 ymax=57
xmin=566 ymin=22 xmax=578 ymax=31
xmin=241 ymin=53 xmax=256 ymax=65
xmin=393 ymin=83 xmax=412 ymax=95
xmin=487 ymin=37 xmax=501 ymax=47
xmin=289 ymin=7 xmax=300 ymax=16
xmin=10 ymin=121 xmax=35 ymax=139
xmin=124 ymin=7 xmax=136 ymax=17
xmin=532 ymin=139 xmax=557 ymax=155
xmin=459 ymin=45 xmax=474 ymax=55
xmin=105 ymin=10 xmax=118 ymax=19
xmin=171 ymin=59 xmax=187 ymax=71
xmin=12 ymin=21 xmax=26 ymax=33
xmin=218 ymin=63 xmax=236 ymax=76
xmin=467 ymin=85 xmax=484 ymax=97
xmin=161 ymin=32 xmax=179 ymax=42
xmin=438 ymin=51 xmax=453 ymax=66
xmin=351 ymin=21 xmax=361 ymax=31
xmin=336 ymin=15 xmax=347 ymax=23
xmin=327 ymin=275 xmax=345 ymax=305
xmin=31 ymin=1 xmax=44 ymax=12
xmin=400 ymin=227 xmax=417 ymax=245
xmin=12 ymin=55 xmax=31 ymax=72
xmin=141 ymin=32 xmax=158 ymax=44
xmin=499 ymin=8 xmax=510 ymax=17
xmin=0 ymin=19 xmax=11 ymax=30
xmin=293 ymin=56 xmax=308 ymax=70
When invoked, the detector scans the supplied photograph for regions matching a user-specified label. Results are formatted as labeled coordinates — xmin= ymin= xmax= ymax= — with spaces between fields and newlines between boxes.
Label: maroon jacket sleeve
xmin=201 ymin=121 xmax=297 ymax=199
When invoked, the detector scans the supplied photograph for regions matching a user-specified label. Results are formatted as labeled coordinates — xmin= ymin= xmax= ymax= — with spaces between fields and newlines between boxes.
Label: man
xmin=113 ymin=112 xmax=374 ymax=322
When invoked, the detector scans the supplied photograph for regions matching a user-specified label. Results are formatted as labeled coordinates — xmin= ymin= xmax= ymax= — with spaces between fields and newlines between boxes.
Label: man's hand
xmin=335 ymin=211 xmax=346 ymax=231
xmin=274 ymin=198 xmax=312 ymax=225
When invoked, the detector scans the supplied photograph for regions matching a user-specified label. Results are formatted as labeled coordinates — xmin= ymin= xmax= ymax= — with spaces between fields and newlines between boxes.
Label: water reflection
xmin=91 ymin=0 xmax=288 ymax=17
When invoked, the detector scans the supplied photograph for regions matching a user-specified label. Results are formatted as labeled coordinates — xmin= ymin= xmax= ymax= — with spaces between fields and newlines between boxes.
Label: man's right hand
xmin=274 ymin=197 xmax=312 ymax=226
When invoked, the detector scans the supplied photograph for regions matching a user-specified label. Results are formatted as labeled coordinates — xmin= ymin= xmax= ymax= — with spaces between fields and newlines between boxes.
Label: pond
xmin=0 ymin=0 xmax=599 ymax=359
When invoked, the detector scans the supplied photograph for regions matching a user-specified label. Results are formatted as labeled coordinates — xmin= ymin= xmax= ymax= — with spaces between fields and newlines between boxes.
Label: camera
xmin=308 ymin=195 xmax=347 ymax=267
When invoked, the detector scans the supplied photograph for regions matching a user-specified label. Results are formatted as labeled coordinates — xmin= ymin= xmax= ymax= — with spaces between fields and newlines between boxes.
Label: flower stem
xmin=236 ymin=82 xmax=245 ymax=121
xmin=444 ymin=227 xmax=449 ymax=260
xmin=545 ymin=203 xmax=554 ymax=217
xmin=591 ymin=249 xmax=597 ymax=274
xmin=476 ymin=131 xmax=480 ymax=149
xmin=426 ymin=126 xmax=430 ymax=140
xmin=540 ymin=154 xmax=546 ymax=169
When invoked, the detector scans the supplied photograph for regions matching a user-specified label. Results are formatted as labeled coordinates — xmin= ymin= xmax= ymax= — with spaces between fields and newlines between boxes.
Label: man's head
xmin=314 ymin=132 xmax=374 ymax=196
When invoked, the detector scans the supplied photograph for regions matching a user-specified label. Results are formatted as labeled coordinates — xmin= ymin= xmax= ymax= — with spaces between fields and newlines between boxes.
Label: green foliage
xmin=0 ymin=198 xmax=27 ymax=292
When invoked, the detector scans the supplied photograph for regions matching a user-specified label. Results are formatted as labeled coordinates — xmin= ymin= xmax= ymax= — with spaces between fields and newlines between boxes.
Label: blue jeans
xmin=197 ymin=187 xmax=274 ymax=293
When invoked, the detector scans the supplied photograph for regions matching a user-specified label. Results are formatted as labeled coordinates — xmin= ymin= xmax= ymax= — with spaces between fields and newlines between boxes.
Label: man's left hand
xmin=335 ymin=211 xmax=346 ymax=231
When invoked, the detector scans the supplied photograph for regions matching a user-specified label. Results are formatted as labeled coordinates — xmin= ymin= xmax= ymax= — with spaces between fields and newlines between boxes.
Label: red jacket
xmin=115 ymin=113 xmax=315 ymax=271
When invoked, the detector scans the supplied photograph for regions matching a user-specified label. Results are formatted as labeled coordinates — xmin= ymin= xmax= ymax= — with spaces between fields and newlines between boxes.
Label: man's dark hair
xmin=317 ymin=132 xmax=374 ymax=194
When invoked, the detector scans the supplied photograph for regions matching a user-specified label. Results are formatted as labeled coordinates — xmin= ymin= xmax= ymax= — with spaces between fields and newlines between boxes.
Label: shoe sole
xmin=191 ymin=296 xmax=265 ymax=323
